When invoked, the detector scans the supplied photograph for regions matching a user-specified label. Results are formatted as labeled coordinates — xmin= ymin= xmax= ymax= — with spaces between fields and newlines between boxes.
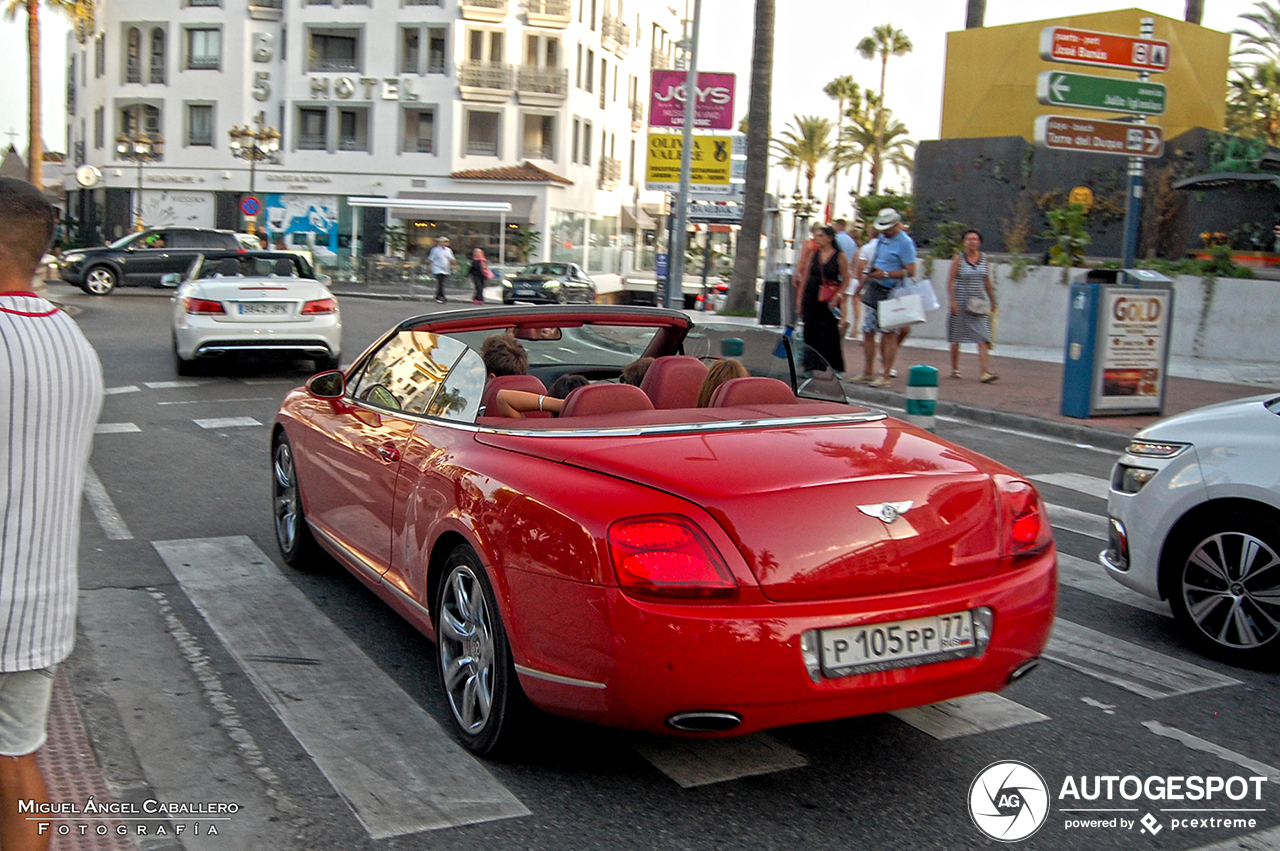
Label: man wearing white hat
xmin=857 ymin=208 xmax=917 ymax=387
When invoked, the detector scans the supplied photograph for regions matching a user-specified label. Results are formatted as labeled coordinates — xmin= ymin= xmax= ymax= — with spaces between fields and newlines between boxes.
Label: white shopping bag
xmin=878 ymin=292 xmax=926 ymax=330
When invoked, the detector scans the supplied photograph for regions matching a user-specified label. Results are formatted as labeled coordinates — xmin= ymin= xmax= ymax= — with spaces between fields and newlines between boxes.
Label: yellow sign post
xmin=645 ymin=133 xmax=732 ymax=192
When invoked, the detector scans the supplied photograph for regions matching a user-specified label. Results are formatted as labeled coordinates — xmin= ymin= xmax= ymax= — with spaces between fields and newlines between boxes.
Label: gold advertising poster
xmin=1094 ymin=289 xmax=1170 ymax=411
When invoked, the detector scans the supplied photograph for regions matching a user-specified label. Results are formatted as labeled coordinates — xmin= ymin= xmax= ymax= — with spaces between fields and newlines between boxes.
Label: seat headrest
xmin=560 ymin=383 xmax=655 ymax=417
xmin=709 ymin=376 xmax=797 ymax=408
xmin=639 ymin=356 xmax=708 ymax=409
xmin=480 ymin=374 xmax=548 ymax=418
xmin=216 ymin=258 xmax=240 ymax=276
xmin=273 ymin=258 xmax=294 ymax=276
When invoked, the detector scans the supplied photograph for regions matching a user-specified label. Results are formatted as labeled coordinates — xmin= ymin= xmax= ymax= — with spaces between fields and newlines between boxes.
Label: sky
xmin=0 ymin=0 xmax=1265 ymax=182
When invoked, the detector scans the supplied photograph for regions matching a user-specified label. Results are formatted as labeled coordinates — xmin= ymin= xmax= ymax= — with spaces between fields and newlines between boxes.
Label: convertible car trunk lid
xmin=478 ymin=418 xmax=1002 ymax=602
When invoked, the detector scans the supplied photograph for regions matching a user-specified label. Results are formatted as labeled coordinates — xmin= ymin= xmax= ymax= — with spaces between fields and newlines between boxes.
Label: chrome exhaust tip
xmin=665 ymin=711 xmax=743 ymax=733
xmin=1007 ymin=659 xmax=1040 ymax=685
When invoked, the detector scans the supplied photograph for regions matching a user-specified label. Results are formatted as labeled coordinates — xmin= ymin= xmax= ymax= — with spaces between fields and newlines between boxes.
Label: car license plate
xmin=515 ymin=287 xmax=535 ymax=295
xmin=819 ymin=610 xmax=977 ymax=677
xmin=238 ymin=302 xmax=288 ymax=315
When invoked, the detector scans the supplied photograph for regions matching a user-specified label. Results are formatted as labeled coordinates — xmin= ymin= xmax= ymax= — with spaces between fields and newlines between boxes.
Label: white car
xmin=1100 ymin=394 xmax=1280 ymax=667
xmin=170 ymin=252 xmax=341 ymax=376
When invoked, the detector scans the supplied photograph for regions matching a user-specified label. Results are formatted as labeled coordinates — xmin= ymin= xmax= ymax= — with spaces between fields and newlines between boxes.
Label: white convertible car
xmin=1101 ymin=394 xmax=1280 ymax=668
xmin=169 ymin=251 xmax=342 ymax=376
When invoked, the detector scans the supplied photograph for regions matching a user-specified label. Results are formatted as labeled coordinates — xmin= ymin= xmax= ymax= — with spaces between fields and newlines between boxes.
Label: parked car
xmin=270 ymin=305 xmax=1056 ymax=755
xmin=170 ymin=251 xmax=341 ymax=375
xmin=59 ymin=227 xmax=243 ymax=295
xmin=222 ymin=230 xmax=265 ymax=251
xmin=1101 ymin=394 xmax=1280 ymax=668
xmin=502 ymin=262 xmax=596 ymax=304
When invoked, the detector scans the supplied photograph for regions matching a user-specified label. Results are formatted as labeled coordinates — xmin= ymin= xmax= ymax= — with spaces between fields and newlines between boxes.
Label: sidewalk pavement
xmin=327 ymin=281 xmax=1279 ymax=452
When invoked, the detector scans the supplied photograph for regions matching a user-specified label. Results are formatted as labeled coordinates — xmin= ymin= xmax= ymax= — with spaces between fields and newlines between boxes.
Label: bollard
xmin=905 ymin=365 xmax=938 ymax=432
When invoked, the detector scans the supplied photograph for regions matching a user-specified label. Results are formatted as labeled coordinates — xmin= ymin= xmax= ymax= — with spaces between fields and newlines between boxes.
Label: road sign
xmin=649 ymin=71 xmax=736 ymax=130
xmin=240 ymin=196 xmax=261 ymax=217
xmin=1040 ymin=27 xmax=1170 ymax=73
xmin=687 ymin=202 xmax=743 ymax=224
xmin=1034 ymin=116 xmax=1164 ymax=158
xmin=1036 ymin=71 xmax=1166 ymax=116
xmin=645 ymin=133 xmax=732 ymax=192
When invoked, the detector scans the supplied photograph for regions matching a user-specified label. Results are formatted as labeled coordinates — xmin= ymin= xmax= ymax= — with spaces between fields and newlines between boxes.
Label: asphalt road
xmin=54 ymin=282 xmax=1280 ymax=851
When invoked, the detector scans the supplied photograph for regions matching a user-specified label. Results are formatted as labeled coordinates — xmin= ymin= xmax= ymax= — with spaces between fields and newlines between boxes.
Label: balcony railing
xmin=467 ymin=139 xmax=498 ymax=156
xmin=338 ymin=136 xmax=368 ymax=152
xmin=247 ymin=0 xmax=283 ymax=7
xmin=599 ymin=156 xmax=621 ymax=187
xmin=248 ymin=0 xmax=283 ymax=19
xmin=404 ymin=0 xmax=442 ymax=4
xmin=126 ymin=59 xmax=141 ymax=83
xmin=516 ymin=65 xmax=567 ymax=96
xmin=525 ymin=0 xmax=570 ymax=22
xmin=459 ymin=60 xmax=514 ymax=91
xmin=310 ymin=57 xmax=359 ymax=72
xmin=405 ymin=138 xmax=434 ymax=153
xmin=150 ymin=58 xmax=165 ymax=85
xmin=650 ymin=47 xmax=671 ymax=70
xmin=629 ymin=98 xmax=643 ymax=130
xmin=460 ymin=0 xmax=508 ymax=22
xmin=522 ymin=143 xmax=553 ymax=160
xmin=602 ymin=14 xmax=630 ymax=55
xmin=299 ymin=134 xmax=327 ymax=150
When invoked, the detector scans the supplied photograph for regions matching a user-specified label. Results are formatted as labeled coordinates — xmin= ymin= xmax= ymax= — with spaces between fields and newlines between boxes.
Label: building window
xmin=309 ymin=30 xmax=360 ymax=73
xmin=94 ymin=105 xmax=104 ymax=149
xmin=589 ymin=0 xmax=596 ymax=29
xmin=149 ymin=28 xmax=165 ymax=84
xmin=187 ymin=103 xmax=213 ymax=146
xmin=575 ymin=43 xmax=582 ymax=88
xmin=599 ymin=57 xmax=606 ymax=108
xmin=118 ymin=104 xmax=163 ymax=154
xmin=298 ymin=107 xmax=328 ymax=150
xmin=628 ymin=137 xmax=635 ymax=185
xmin=95 ymin=34 xmax=104 ymax=78
xmin=337 ymin=108 xmax=369 ymax=152
xmin=466 ymin=110 xmax=499 ymax=156
xmin=188 ymin=0 xmax=221 ymax=5
xmin=126 ymin=27 xmax=141 ymax=83
xmin=400 ymin=27 xmax=419 ymax=74
xmin=402 ymin=107 xmax=435 ymax=153
xmin=427 ymin=29 xmax=446 ymax=74
xmin=581 ymin=119 xmax=592 ymax=165
xmin=522 ymin=113 xmax=554 ymax=160
xmin=186 ymin=28 xmax=220 ymax=70
xmin=585 ymin=47 xmax=593 ymax=92
xmin=405 ymin=0 xmax=441 ymax=5
xmin=571 ymin=117 xmax=579 ymax=163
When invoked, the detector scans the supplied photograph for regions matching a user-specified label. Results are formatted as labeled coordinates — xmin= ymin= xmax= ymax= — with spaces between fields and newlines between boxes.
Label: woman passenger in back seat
xmin=695 ymin=359 xmax=748 ymax=408
xmin=493 ymin=374 xmax=588 ymax=418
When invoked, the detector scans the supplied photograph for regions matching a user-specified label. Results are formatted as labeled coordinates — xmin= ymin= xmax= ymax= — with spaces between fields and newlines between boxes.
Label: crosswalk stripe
xmin=152 ymin=536 xmax=529 ymax=839
xmin=1030 ymin=472 xmax=1111 ymax=500
xmin=103 ymin=385 xmax=140 ymax=395
xmin=1045 ymin=502 xmax=1107 ymax=540
xmin=891 ymin=692 xmax=1049 ymax=740
xmin=1057 ymin=552 xmax=1170 ymax=617
xmin=1045 ymin=619 xmax=1240 ymax=699
xmin=193 ymin=416 xmax=262 ymax=429
xmin=1143 ymin=721 xmax=1280 ymax=782
xmin=82 ymin=465 xmax=133 ymax=540
xmin=631 ymin=734 xmax=808 ymax=788
xmin=94 ymin=422 xmax=140 ymax=434
xmin=144 ymin=380 xmax=203 ymax=389
xmin=1188 ymin=824 xmax=1280 ymax=850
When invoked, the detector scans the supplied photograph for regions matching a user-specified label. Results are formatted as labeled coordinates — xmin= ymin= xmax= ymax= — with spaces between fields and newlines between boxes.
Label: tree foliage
xmin=856 ymin=24 xmax=913 ymax=194
xmin=771 ymin=115 xmax=833 ymax=199
xmin=1227 ymin=2 xmax=1280 ymax=145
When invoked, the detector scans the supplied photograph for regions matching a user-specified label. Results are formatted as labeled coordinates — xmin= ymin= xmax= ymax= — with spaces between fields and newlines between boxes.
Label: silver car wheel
xmin=1181 ymin=530 xmax=1280 ymax=650
xmin=438 ymin=565 xmax=495 ymax=735
xmin=84 ymin=266 xmax=116 ymax=295
xmin=272 ymin=440 xmax=300 ymax=555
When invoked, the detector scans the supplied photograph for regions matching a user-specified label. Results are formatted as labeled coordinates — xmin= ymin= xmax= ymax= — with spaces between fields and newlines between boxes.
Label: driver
xmin=480 ymin=334 xmax=528 ymax=377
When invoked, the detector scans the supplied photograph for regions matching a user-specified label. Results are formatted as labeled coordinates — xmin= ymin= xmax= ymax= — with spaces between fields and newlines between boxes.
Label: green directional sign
xmin=1036 ymin=71 xmax=1167 ymax=116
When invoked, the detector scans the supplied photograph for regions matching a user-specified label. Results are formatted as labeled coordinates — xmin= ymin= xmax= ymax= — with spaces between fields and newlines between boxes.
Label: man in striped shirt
xmin=0 ymin=177 xmax=103 ymax=850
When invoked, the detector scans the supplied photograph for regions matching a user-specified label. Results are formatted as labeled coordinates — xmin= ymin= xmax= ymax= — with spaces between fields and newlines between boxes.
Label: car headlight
xmin=543 ymin=280 xmax=561 ymax=289
xmin=1112 ymin=463 xmax=1158 ymax=494
xmin=61 ymin=253 xmax=85 ymax=264
xmin=1125 ymin=440 xmax=1189 ymax=458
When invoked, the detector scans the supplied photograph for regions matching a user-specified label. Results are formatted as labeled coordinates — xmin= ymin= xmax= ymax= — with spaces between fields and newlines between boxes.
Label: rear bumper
xmin=174 ymin=314 xmax=341 ymax=360
xmin=508 ymin=547 xmax=1057 ymax=736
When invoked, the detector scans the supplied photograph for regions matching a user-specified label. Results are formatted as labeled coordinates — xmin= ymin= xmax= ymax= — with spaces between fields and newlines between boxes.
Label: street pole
xmin=1120 ymin=17 xmax=1154 ymax=268
xmin=665 ymin=0 xmax=701 ymax=311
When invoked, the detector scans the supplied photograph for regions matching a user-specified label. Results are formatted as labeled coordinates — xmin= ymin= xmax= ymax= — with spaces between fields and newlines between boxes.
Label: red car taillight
xmin=183 ymin=297 xmax=225 ymax=315
xmin=608 ymin=515 xmax=737 ymax=601
xmin=995 ymin=475 xmax=1053 ymax=556
xmin=301 ymin=297 xmax=337 ymax=315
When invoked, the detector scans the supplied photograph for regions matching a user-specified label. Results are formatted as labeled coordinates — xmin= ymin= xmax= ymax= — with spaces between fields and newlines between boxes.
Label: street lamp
xmin=228 ymin=123 xmax=281 ymax=233
xmin=786 ymin=190 xmax=820 ymax=245
xmin=115 ymin=131 xmax=164 ymax=232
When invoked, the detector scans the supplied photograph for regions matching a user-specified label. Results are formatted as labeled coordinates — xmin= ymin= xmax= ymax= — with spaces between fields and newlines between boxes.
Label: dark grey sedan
xmin=502 ymin=262 xmax=597 ymax=304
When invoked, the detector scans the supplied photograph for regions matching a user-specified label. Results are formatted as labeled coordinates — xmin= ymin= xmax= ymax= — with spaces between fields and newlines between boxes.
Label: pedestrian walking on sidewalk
xmin=467 ymin=248 xmax=492 ymax=305
xmin=799 ymin=226 xmax=849 ymax=375
xmin=0 ymin=178 xmax=104 ymax=851
xmin=428 ymin=237 xmax=456 ymax=303
xmin=833 ymin=219 xmax=860 ymax=338
xmin=856 ymin=208 xmax=916 ymax=387
xmin=946 ymin=229 xmax=999 ymax=383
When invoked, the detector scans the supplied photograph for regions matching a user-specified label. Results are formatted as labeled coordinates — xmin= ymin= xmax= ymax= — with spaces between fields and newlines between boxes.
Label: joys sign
xmin=649 ymin=70 xmax=735 ymax=130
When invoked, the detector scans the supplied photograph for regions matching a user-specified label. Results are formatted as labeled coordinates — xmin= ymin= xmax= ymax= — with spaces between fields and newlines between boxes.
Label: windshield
xmin=525 ymin=264 xmax=568 ymax=277
xmin=451 ymin=323 xmax=660 ymax=369
xmin=196 ymin=255 xmax=303 ymax=279
xmin=683 ymin=323 xmax=846 ymax=403
xmin=107 ymin=232 xmax=145 ymax=249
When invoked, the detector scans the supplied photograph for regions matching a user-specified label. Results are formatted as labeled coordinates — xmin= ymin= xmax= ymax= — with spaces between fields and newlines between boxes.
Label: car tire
xmin=82 ymin=265 xmax=117 ymax=296
xmin=435 ymin=546 xmax=528 ymax=756
xmin=271 ymin=431 xmax=326 ymax=570
xmin=315 ymin=353 xmax=341 ymax=372
xmin=1166 ymin=508 xmax=1280 ymax=669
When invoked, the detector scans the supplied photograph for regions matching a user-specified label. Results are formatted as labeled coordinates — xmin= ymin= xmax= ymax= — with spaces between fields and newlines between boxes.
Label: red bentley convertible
xmin=271 ymin=305 xmax=1056 ymax=754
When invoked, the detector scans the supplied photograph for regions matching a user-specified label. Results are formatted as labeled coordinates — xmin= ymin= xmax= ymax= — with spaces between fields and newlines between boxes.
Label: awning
xmin=621 ymin=205 xmax=657 ymax=230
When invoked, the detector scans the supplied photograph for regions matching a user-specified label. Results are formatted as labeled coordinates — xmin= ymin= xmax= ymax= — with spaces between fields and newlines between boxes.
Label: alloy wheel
xmin=273 ymin=440 xmax=300 ymax=555
xmin=438 ymin=565 xmax=496 ymax=735
xmin=84 ymin=267 xmax=116 ymax=295
xmin=1181 ymin=530 xmax=1280 ymax=650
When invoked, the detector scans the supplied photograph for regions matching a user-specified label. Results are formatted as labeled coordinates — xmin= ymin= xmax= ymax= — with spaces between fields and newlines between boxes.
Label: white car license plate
xmin=238 ymin=302 xmax=288 ymax=315
xmin=515 ymin=287 xmax=535 ymax=295
xmin=819 ymin=610 xmax=976 ymax=677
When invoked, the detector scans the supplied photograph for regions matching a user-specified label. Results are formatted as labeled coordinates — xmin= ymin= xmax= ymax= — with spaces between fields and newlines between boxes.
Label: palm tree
xmin=823 ymin=75 xmax=860 ymax=214
xmin=1233 ymin=1 xmax=1280 ymax=64
xmin=772 ymin=115 xmax=833 ymax=199
xmin=1227 ymin=61 xmax=1280 ymax=145
xmin=843 ymin=101 xmax=914 ymax=194
xmin=856 ymin=24 xmax=912 ymax=194
xmin=725 ymin=0 xmax=773 ymax=315
xmin=4 ymin=0 xmax=93 ymax=187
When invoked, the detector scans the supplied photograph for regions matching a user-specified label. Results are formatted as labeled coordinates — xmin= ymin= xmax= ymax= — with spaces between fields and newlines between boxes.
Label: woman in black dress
xmin=800 ymin=225 xmax=850 ymax=374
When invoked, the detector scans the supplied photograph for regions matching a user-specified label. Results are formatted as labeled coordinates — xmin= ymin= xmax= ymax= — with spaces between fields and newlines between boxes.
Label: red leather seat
xmin=639 ymin=356 xmax=708 ymax=409
xmin=480 ymin=374 xmax=550 ymax=418
xmin=560 ymin=383 xmax=655 ymax=417
xmin=709 ymin=376 xmax=797 ymax=407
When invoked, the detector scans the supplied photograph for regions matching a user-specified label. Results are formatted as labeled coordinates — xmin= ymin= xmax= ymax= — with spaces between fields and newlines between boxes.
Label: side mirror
xmin=316 ymin=273 xmax=332 ymax=288
xmin=306 ymin=370 xmax=346 ymax=400
xmin=160 ymin=273 xmax=182 ymax=287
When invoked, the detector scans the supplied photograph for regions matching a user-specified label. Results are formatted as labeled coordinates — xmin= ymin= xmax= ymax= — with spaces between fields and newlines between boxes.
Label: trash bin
xmin=1062 ymin=268 xmax=1174 ymax=418
xmin=759 ymin=279 xmax=782 ymax=326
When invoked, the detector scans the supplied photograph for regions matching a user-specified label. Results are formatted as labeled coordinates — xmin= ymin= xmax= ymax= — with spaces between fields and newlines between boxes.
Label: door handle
xmin=375 ymin=444 xmax=400 ymax=463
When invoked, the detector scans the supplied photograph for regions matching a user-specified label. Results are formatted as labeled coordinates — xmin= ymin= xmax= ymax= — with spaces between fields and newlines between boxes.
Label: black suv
xmin=59 ymin=228 xmax=242 ymax=295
